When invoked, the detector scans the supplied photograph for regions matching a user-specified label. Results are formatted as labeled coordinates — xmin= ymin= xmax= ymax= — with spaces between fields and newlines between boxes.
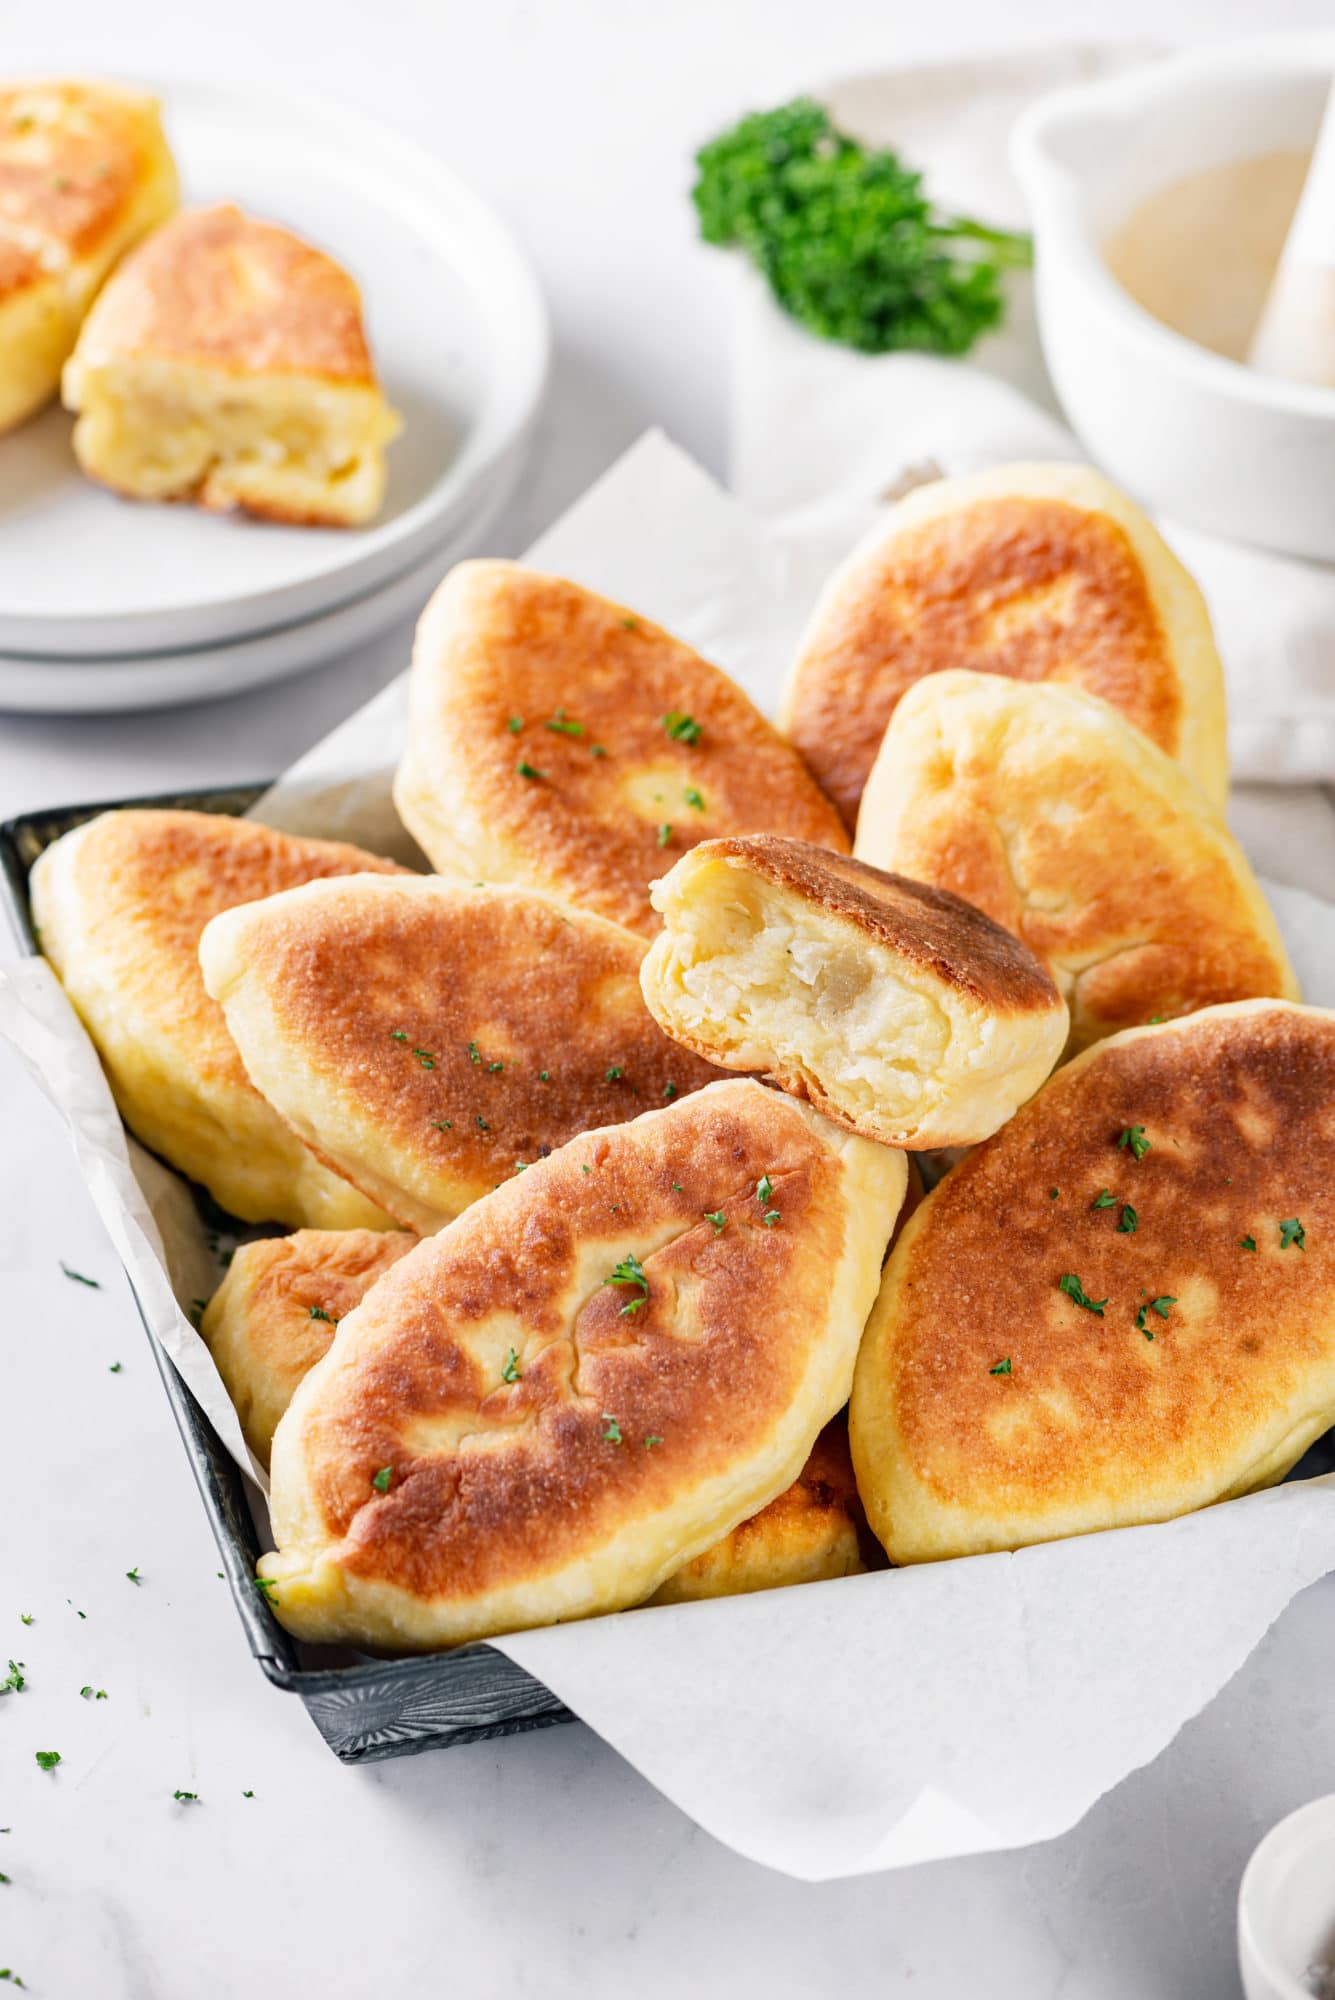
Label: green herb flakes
xmin=683 ymin=786 xmax=705 ymax=811
xmin=34 ymin=1751 xmax=60 ymax=1772
xmin=1117 ymin=1205 xmax=1138 ymax=1235
xmin=506 ymin=716 xmax=523 ymax=733
xmin=543 ymin=709 xmax=584 ymax=737
xmin=663 ymin=1081 xmax=678 ymax=1100
xmin=1091 ymin=1189 xmax=1116 ymax=1210
xmin=371 ymin=1467 xmax=393 ymax=1494
xmin=1058 ymin=1273 xmax=1106 ymax=1316
xmin=1280 ymin=1218 xmax=1306 ymax=1250
xmin=59 ymin=1262 xmax=100 ymax=1288
xmin=308 ymin=1305 xmax=337 ymax=1325
xmin=1240 ymin=1235 xmax=1257 ymax=1251
xmin=656 ymin=823 xmax=672 ymax=848
xmin=605 ymin=1253 xmax=649 ymax=1314
xmin=602 ymin=1415 xmax=623 ymax=1444
xmin=704 ymin=1211 xmax=726 ymax=1232
xmin=661 ymin=711 xmax=701 ymax=745
xmin=501 ymin=1348 xmax=521 ymax=1384
xmin=1117 ymin=1125 xmax=1151 ymax=1161
xmin=989 ymin=1357 xmax=1013 ymax=1377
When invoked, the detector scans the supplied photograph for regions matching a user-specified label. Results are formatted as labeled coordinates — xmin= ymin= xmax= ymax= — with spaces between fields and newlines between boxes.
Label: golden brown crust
xmin=31 ymin=809 xmax=406 ymax=1227
xmin=689 ymin=836 xmax=1063 ymax=1016
xmin=73 ymin=204 xmax=379 ymax=381
xmin=398 ymin=563 xmax=849 ymax=939
xmin=0 ymin=231 xmax=46 ymax=300
xmin=199 ymin=875 xmax=722 ymax=1231
xmin=854 ymin=672 xmax=1297 ymax=1052
xmin=201 ymin=1227 xmax=418 ymax=1465
xmin=0 ymin=79 xmax=170 ymax=265
xmin=262 ymin=1079 xmax=907 ymax=1647
xmin=786 ymin=478 xmax=1218 ymax=829
xmin=649 ymin=1419 xmax=869 ymax=1603
xmin=851 ymin=1002 xmax=1335 ymax=1562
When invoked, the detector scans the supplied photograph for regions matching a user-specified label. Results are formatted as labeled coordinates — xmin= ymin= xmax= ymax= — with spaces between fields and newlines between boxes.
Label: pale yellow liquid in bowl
xmin=1104 ymin=149 xmax=1312 ymax=360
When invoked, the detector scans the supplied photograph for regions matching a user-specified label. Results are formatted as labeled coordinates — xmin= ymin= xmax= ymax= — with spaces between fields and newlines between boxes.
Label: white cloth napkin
xmin=726 ymin=45 xmax=1335 ymax=796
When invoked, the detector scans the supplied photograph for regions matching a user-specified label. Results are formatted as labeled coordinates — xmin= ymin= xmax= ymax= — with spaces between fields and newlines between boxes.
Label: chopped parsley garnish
xmin=173 ymin=1790 xmax=199 ymax=1803
xmin=704 ymin=1210 xmax=727 ymax=1233
xmin=1280 ymin=1217 xmax=1306 ymax=1250
xmin=371 ymin=1466 xmax=393 ymax=1494
xmin=18 ymin=1615 xmax=31 ymax=1627
xmin=683 ymin=786 xmax=705 ymax=811
xmin=1049 ymin=1187 xmax=1059 ymax=1200
xmin=506 ymin=716 xmax=523 ymax=733
xmin=1091 ymin=1189 xmax=1116 ymax=1210
xmin=590 ymin=744 xmax=608 ymax=758
xmin=476 ymin=1115 xmax=491 ymax=1131
xmin=2 ymin=1661 xmax=24 ymax=1695
xmin=1058 ymin=1273 xmax=1106 ymax=1316
xmin=1117 ymin=1205 xmax=1137 ymax=1235
xmin=644 ymin=1434 xmax=663 ymax=1448
xmin=539 ymin=1070 xmax=550 ymax=1081
xmin=431 ymin=1119 xmax=453 ymax=1131
xmin=487 ymin=1059 xmax=504 ymax=1073
xmin=79 ymin=1685 xmax=92 ymax=1699
xmin=656 ymin=823 xmax=672 ymax=848
xmin=602 ymin=1415 xmax=623 ymax=1444
xmin=109 ymin=1362 xmax=122 ymax=1373
xmin=1117 ymin=1125 xmax=1151 ymax=1161
xmin=763 ymin=1211 xmax=781 ymax=1227
xmin=501 ymin=1348 xmax=521 ymax=1383
xmin=410 ymin=1047 xmax=435 ymax=1069
xmin=756 ymin=1175 xmax=774 ymax=1205
xmin=390 ymin=1029 xmax=408 ymax=1043
xmin=468 ymin=1040 xmax=481 ymax=1064
xmin=125 ymin=1568 xmax=141 ymax=1585
xmin=1240 ymin=1235 xmax=1257 ymax=1251
xmin=606 ymin=1065 xmax=623 ymax=1081
xmin=516 ymin=758 xmax=545 ymax=780
xmin=605 ymin=1253 xmax=649 ymax=1314
xmin=1135 ymin=1295 xmax=1176 ymax=1337
xmin=243 ymin=1790 xmax=254 ymax=1798
xmin=308 ymin=1305 xmax=337 ymax=1325
xmin=253 ymin=1577 xmax=278 ymax=1603
xmin=989 ymin=1357 xmax=1013 ymax=1376
xmin=661 ymin=711 xmax=702 ymax=745
xmin=543 ymin=709 xmax=585 ymax=736
xmin=59 ymin=1262 xmax=99 ymax=1287
xmin=663 ymin=1081 xmax=678 ymax=1100
xmin=34 ymin=1751 xmax=60 ymax=1772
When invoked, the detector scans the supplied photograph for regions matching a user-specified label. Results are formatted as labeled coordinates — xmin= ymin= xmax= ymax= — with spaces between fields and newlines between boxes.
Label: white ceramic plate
xmin=0 ymin=75 xmax=548 ymax=659
xmin=0 ymin=448 xmax=518 ymax=714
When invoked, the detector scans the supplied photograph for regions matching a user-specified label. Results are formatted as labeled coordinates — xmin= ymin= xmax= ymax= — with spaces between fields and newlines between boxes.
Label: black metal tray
xmin=0 ymin=784 xmax=571 ymax=1763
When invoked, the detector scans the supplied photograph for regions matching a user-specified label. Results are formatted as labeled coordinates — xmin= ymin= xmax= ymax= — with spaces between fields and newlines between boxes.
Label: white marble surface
xmin=5 ymin=2 xmax=1335 ymax=1994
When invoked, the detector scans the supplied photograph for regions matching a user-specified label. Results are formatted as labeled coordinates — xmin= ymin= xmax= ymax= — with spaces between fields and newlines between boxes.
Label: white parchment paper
xmin=2 ymin=431 xmax=1333 ymax=1881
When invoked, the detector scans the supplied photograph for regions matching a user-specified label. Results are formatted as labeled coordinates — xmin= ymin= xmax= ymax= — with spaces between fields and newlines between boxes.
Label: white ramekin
xmin=1238 ymin=1793 xmax=1335 ymax=2000
xmin=1012 ymin=38 xmax=1335 ymax=563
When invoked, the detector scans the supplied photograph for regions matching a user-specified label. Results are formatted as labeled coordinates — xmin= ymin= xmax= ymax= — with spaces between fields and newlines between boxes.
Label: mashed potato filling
xmin=650 ymin=859 xmax=977 ymax=1127
xmin=64 ymin=359 xmax=399 ymax=525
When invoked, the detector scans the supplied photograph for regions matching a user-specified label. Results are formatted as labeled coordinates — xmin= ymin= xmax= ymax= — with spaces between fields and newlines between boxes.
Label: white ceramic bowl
xmin=1012 ymin=38 xmax=1335 ymax=563
xmin=1239 ymin=1793 xmax=1335 ymax=2000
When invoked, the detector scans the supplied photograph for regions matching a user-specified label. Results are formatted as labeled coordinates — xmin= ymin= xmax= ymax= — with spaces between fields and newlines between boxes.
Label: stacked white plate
xmin=0 ymin=78 xmax=549 ymax=713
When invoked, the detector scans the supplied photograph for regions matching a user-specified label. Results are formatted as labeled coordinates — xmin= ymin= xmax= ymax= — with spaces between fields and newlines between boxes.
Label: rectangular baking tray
xmin=0 ymin=783 xmax=572 ymax=1763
